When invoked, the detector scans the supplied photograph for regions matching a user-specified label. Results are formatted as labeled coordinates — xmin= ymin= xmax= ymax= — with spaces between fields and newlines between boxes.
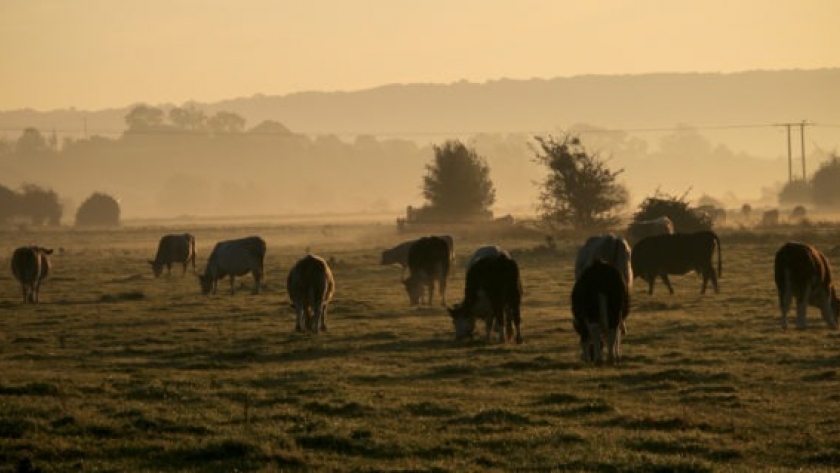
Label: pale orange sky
xmin=1 ymin=0 xmax=838 ymax=111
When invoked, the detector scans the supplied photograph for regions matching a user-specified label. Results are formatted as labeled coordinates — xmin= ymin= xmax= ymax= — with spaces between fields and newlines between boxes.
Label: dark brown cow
xmin=402 ymin=236 xmax=450 ymax=306
xmin=198 ymin=236 xmax=266 ymax=295
xmin=148 ymin=233 xmax=196 ymax=278
xmin=287 ymin=254 xmax=335 ymax=333
xmin=11 ymin=245 xmax=53 ymax=303
xmin=572 ymin=260 xmax=629 ymax=364
xmin=631 ymin=231 xmax=722 ymax=295
xmin=448 ymin=250 xmax=522 ymax=343
xmin=774 ymin=242 xmax=840 ymax=329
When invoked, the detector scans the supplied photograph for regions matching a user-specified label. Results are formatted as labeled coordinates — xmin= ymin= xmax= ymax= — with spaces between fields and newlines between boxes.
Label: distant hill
xmin=2 ymin=69 xmax=839 ymax=157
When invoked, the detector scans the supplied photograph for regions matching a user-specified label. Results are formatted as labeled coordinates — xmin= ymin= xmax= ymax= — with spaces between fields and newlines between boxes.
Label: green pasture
xmin=1 ymin=222 xmax=839 ymax=472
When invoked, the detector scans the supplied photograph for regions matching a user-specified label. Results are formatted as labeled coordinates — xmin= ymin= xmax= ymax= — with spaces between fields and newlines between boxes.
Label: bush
xmin=633 ymin=191 xmax=712 ymax=233
xmin=75 ymin=192 xmax=120 ymax=227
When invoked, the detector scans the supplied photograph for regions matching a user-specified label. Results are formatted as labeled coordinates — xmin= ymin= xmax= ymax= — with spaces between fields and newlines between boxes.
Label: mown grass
xmin=1 ymin=222 xmax=840 ymax=472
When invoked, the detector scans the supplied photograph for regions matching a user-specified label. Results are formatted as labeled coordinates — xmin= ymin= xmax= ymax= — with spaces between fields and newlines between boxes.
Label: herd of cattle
xmin=9 ymin=219 xmax=840 ymax=364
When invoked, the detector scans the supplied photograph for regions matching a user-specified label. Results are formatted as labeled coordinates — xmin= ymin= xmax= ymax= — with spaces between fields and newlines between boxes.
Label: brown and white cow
xmin=148 ymin=233 xmax=196 ymax=278
xmin=774 ymin=242 xmax=840 ymax=330
xmin=198 ymin=236 xmax=266 ymax=295
xmin=287 ymin=254 xmax=335 ymax=333
xmin=631 ymin=231 xmax=722 ymax=295
xmin=448 ymin=249 xmax=523 ymax=343
xmin=572 ymin=259 xmax=629 ymax=364
xmin=11 ymin=245 xmax=53 ymax=303
xmin=575 ymin=234 xmax=632 ymax=334
xmin=402 ymin=236 xmax=451 ymax=306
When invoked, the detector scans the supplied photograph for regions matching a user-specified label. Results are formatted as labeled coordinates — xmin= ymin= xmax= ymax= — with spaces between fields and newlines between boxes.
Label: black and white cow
xmin=631 ymin=230 xmax=722 ymax=295
xmin=148 ymin=233 xmax=196 ymax=277
xmin=572 ymin=259 xmax=629 ymax=364
xmin=774 ymin=242 xmax=840 ymax=330
xmin=448 ymin=250 xmax=523 ymax=343
xmin=198 ymin=236 xmax=266 ymax=295
xmin=11 ymin=245 xmax=53 ymax=303
xmin=575 ymin=234 xmax=632 ymax=334
xmin=287 ymin=254 xmax=335 ymax=333
xmin=402 ymin=236 xmax=451 ymax=306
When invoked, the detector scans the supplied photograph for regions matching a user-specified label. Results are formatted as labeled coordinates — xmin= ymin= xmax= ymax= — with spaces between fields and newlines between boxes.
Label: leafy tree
xmin=778 ymin=179 xmax=813 ymax=205
xmin=18 ymin=184 xmax=62 ymax=225
xmin=125 ymin=105 xmax=165 ymax=132
xmin=810 ymin=154 xmax=840 ymax=207
xmin=15 ymin=128 xmax=50 ymax=156
xmin=169 ymin=105 xmax=207 ymax=132
xmin=0 ymin=183 xmax=17 ymax=224
xmin=207 ymin=111 xmax=246 ymax=134
xmin=75 ymin=192 xmax=120 ymax=227
xmin=420 ymin=140 xmax=496 ymax=221
xmin=533 ymin=133 xmax=628 ymax=230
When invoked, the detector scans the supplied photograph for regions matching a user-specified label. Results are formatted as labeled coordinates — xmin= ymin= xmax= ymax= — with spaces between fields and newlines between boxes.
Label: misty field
xmin=1 ymin=221 xmax=840 ymax=472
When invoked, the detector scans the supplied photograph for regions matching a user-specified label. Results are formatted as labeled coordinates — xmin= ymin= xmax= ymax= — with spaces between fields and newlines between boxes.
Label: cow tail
xmin=715 ymin=233 xmax=722 ymax=278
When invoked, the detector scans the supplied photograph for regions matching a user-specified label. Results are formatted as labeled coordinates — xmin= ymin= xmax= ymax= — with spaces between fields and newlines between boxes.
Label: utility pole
xmin=776 ymin=121 xmax=811 ymax=182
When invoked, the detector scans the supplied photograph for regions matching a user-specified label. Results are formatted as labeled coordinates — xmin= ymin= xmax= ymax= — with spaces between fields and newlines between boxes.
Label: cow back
xmin=463 ymin=253 xmax=522 ymax=310
xmin=206 ymin=236 xmax=266 ymax=276
xmin=572 ymin=260 xmax=629 ymax=330
xmin=407 ymin=236 xmax=451 ymax=279
xmin=775 ymin=242 xmax=833 ymax=297
xmin=575 ymin=234 xmax=633 ymax=288
xmin=631 ymin=231 xmax=719 ymax=276
xmin=11 ymin=246 xmax=51 ymax=284
xmin=287 ymin=254 xmax=335 ymax=304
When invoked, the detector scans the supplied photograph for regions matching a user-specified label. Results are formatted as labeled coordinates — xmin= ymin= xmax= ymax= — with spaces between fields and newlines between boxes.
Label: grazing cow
xmin=11 ymin=246 xmax=53 ymax=303
xmin=148 ymin=233 xmax=196 ymax=278
xmin=448 ymin=251 xmax=523 ymax=343
xmin=287 ymin=255 xmax=335 ymax=333
xmin=381 ymin=235 xmax=455 ymax=271
xmin=575 ymin=234 xmax=632 ymax=334
xmin=761 ymin=209 xmax=780 ymax=227
xmin=402 ymin=236 xmax=451 ymax=306
xmin=198 ymin=236 xmax=266 ymax=295
xmin=631 ymin=231 xmax=722 ymax=295
xmin=572 ymin=260 xmax=629 ymax=364
xmin=774 ymin=242 xmax=840 ymax=330
xmin=627 ymin=216 xmax=674 ymax=244
xmin=466 ymin=245 xmax=511 ymax=271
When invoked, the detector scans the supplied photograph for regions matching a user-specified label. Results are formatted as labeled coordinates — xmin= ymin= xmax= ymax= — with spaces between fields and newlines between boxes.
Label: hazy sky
xmin=1 ymin=0 xmax=838 ymax=111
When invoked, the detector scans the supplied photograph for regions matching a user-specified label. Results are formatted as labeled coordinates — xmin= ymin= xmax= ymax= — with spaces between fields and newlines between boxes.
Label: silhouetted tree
xmin=0 ymin=183 xmax=17 ymax=224
xmin=420 ymin=140 xmax=495 ymax=221
xmin=18 ymin=184 xmax=62 ymax=225
xmin=75 ymin=192 xmax=120 ymax=227
xmin=810 ymin=154 xmax=840 ymax=208
xmin=169 ymin=105 xmax=207 ymax=132
xmin=207 ymin=111 xmax=246 ymax=134
xmin=533 ymin=133 xmax=628 ymax=230
xmin=633 ymin=190 xmax=712 ymax=232
xmin=15 ymin=128 xmax=51 ymax=156
xmin=778 ymin=179 xmax=813 ymax=205
xmin=125 ymin=105 xmax=165 ymax=132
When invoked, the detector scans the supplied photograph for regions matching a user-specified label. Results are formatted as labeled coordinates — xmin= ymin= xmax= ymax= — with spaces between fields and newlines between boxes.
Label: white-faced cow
xmin=774 ymin=242 xmax=840 ymax=330
xmin=575 ymin=234 xmax=632 ymax=334
xmin=627 ymin=216 xmax=674 ymax=244
xmin=381 ymin=235 xmax=455 ymax=273
xmin=572 ymin=259 xmax=629 ymax=364
xmin=11 ymin=245 xmax=53 ymax=303
xmin=198 ymin=236 xmax=266 ymax=295
xmin=148 ymin=233 xmax=196 ymax=278
xmin=402 ymin=236 xmax=450 ymax=306
xmin=631 ymin=231 xmax=722 ymax=295
xmin=448 ymin=250 xmax=523 ymax=343
xmin=287 ymin=254 xmax=335 ymax=333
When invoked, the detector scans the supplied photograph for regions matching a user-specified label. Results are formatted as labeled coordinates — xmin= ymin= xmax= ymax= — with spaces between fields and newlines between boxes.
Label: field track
xmin=2 ymin=222 xmax=840 ymax=472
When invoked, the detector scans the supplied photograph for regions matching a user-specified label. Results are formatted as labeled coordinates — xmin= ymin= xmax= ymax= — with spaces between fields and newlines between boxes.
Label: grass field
xmin=1 ymin=221 xmax=840 ymax=472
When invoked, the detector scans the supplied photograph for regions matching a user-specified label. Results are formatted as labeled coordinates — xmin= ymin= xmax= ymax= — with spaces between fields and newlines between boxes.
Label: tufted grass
xmin=1 ymin=222 xmax=840 ymax=472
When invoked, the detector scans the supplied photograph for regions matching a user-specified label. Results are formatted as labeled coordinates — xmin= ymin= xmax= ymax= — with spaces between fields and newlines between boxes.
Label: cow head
xmin=148 ymin=260 xmax=164 ymax=278
xmin=448 ymin=303 xmax=476 ymax=340
xmin=197 ymin=274 xmax=213 ymax=295
xmin=402 ymin=275 xmax=424 ymax=306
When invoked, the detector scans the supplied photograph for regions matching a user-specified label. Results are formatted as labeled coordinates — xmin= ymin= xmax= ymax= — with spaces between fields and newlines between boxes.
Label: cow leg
xmin=20 ymin=284 xmax=28 ymax=303
xmin=439 ymin=275 xmax=447 ymax=307
xmin=252 ymin=271 xmax=262 ymax=295
xmin=660 ymin=274 xmax=675 ymax=295
xmin=485 ymin=315 xmax=494 ymax=342
xmin=229 ymin=276 xmax=236 ymax=295
xmin=32 ymin=281 xmax=40 ymax=303
xmin=587 ymin=322 xmax=603 ymax=363
xmin=645 ymin=275 xmax=655 ymax=295
xmin=779 ymin=270 xmax=792 ymax=329
xmin=319 ymin=302 xmax=329 ymax=332
xmin=607 ymin=327 xmax=620 ymax=365
xmin=510 ymin=307 xmax=523 ymax=344
xmin=796 ymin=285 xmax=810 ymax=329
xmin=295 ymin=306 xmax=305 ymax=333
